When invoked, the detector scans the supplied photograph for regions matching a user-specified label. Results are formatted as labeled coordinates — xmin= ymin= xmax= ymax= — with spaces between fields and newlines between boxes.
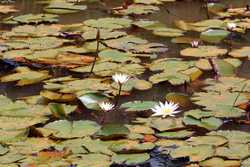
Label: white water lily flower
xmin=227 ymin=23 xmax=236 ymax=30
xmin=99 ymin=101 xmax=115 ymax=112
xmin=191 ymin=41 xmax=199 ymax=48
xmin=112 ymin=73 xmax=130 ymax=84
xmin=151 ymin=101 xmax=181 ymax=118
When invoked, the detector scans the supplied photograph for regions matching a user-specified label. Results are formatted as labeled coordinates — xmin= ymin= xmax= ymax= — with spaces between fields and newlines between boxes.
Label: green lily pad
xmin=200 ymin=29 xmax=230 ymax=43
xmin=0 ymin=152 xmax=25 ymax=164
xmin=186 ymin=135 xmax=228 ymax=146
xmin=42 ymin=120 xmax=100 ymax=139
xmin=200 ymin=157 xmax=240 ymax=167
xmin=0 ymin=129 xmax=28 ymax=143
xmin=3 ymin=13 xmax=59 ymax=24
xmin=95 ymin=124 xmax=130 ymax=140
xmin=156 ymin=130 xmax=194 ymax=139
xmin=44 ymin=2 xmax=87 ymax=14
xmin=207 ymin=130 xmax=250 ymax=144
xmin=112 ymin=153 xmax=150 ymax=166
xmin=1 ymin=67 xmax=50 ymax=86
xmin=112 ymin=4 xmax=159 ymax=15
xmin=150 ymin=117 xmax=185 ymax=132
xmin=170 ymin=145 xmax=215 ymax=162
xmin=183 ymin=116 xmax=223 ymax=131
xmin=78 ymin=93 xmax=108 ymax=110
xmin=75 ymin=153 xmax=111 ymax=167
xmin=192 ymin=91 xmax=248 ymax=112
xmin=216 ymin=144 xmax=250 ymax=160
xmin=120 ymin=101 xmax=157 ymax=112
xmin=84 ymin=17 xmax=132 ymax=30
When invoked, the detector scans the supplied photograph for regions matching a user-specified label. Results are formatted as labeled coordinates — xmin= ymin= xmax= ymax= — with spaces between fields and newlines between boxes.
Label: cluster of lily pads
xmin=0 ymin=0 xmax=250 ymax=166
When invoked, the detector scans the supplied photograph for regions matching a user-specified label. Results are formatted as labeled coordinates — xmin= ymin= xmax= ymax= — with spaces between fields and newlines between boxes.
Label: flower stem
xmin=90 ymin=29 xmax=100 ymax=75
xmin=115 ymin=83 xmax=122 ymax=106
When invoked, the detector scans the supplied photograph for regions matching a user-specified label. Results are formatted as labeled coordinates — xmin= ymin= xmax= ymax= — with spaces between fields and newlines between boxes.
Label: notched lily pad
xmin=0 ymin=67 xmax=50 ymax=86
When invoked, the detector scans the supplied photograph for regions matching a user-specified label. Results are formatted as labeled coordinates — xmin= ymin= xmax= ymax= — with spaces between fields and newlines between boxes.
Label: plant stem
xmin=208 ymin=58 xmax=219 ymax=80
xmin=115 ymin=83 xmax=122 ymax=106
xmin=232 ymin=83 xmax=247 ymax=108
xmin=205 ymin=0 xmax=210 ymax=19
xmin=90 ymin=29 xmax=100 ymax=75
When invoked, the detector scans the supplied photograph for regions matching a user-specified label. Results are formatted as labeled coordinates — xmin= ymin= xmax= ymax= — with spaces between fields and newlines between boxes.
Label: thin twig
xmin=232 ymin=83 xmax=247 ymax=108
xmin=90 ymin=29 xmax=100 ymax=74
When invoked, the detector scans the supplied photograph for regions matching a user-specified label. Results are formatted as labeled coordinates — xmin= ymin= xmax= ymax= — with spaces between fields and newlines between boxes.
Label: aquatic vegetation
xmin=151 ymin=101 xmax=181 ymax=118
xmin=0 ymin=0 xmax=250 ymax=166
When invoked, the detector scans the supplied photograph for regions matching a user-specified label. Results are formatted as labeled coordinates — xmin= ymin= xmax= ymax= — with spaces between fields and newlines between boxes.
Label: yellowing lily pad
xmin=229 ymin=47 xmax=250 ymax=58
xmin=1 ymin=67 xmax=50 ymax=86
xmin=180 ymin=46 xmax=228 ymax=57
xmin=199 ymin=157 xmax=240 ymax=167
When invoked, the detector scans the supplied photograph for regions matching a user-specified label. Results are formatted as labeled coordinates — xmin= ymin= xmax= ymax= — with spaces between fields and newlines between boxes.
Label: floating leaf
xmin=186 ymin=135 xmax=227 ymax=146
xmin=180 ymin=46 xmax=227 ymax=58
xmin=150 ymin=117 xmax=185 ymax=132
xmin=199 ymin=157 xmax=240 ymax=167
xmin=200 ymin=29 xmax=230 ymax=43
xmin=42 ymin=120 xmax=100 ymax=139
xmin=78 ymin=93 xmax=108 ymax=110
xmin=95 ymin=124 xmax=130 ymax=140
xmin=0 ymin=5 xmax=18 ymax=14
xmin=121 ymin=101 xmax=157 ymax=112
xmin=183 ymin=116 xmax=223 ymax=130
xmin=216 ymin=144 xmax=250 ymax=160
xmin=3 ymin=13 xmax=59 ymax=24
xmin=1 ymin=67 xmax=50 ymax=86
xmin=44 ymin=2 xmax=87 ymax=14
xmin=112 ymin=153 xmax=150 ymax=166
xmin=207 ymin=130 xmax=250 ymax=144
xmin=109 ymin=140 xmax=155 ymax=153
xmin=156 ymin=130 xmax=194 ymax=139
xmin=170 ymin=145 xmax=215 ymax=162
xmin=84 ymin=17 xmax=132 ymax=30
xmin=112 ymin=4 xmax=159 ymax=15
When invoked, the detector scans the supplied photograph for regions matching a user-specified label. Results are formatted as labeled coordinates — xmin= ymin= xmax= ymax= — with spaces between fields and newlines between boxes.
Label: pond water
xmin=0 ymin=0 xmax=250 ymax=166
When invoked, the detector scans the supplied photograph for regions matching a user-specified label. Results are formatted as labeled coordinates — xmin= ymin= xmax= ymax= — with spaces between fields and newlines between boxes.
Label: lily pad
xmin=1 ymin=67 xmax=50 ymax=86
xmin=120 ymin=101 xmax=157 ymax=112
xmin=78 ymin=93 xmax=108 ymax=110
xmin=112 ymin=4 xmax=159 ymax=15
xmin=109 ymin=140 xmax=155 ymax=153
xmin=112 ymin=153 xmax=150 ymax=166
xmin=95 ymin=124 xmax=130 ymax=140
xmin=186 ymin=135 xmax=228 ymax=146
xmin=150 ymin=117 xmax=185 ymax=132
xmin=183 ymin=116 xmax=223 ymax=131
xmin=84 ymin=17 xmax=132 ymax=30
xmin=3 ymin=13 xmax=59 ymax=24
xmin=44 ymin=2 xmax=87 ymax=14
xmin=170 ymin=145 xmax=215 ymax=162
xmin=180 ymin=46 xmax=227 ymax=58
xmin=156 ymin=130 xmax=194 ymax=139
xmin=200 ymin=157 xmax=240 ymax=167
xmin=42 ymin=120 xmax=100 ymax=139
xmin=200 ymin=29 xmax=230 ymax=43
